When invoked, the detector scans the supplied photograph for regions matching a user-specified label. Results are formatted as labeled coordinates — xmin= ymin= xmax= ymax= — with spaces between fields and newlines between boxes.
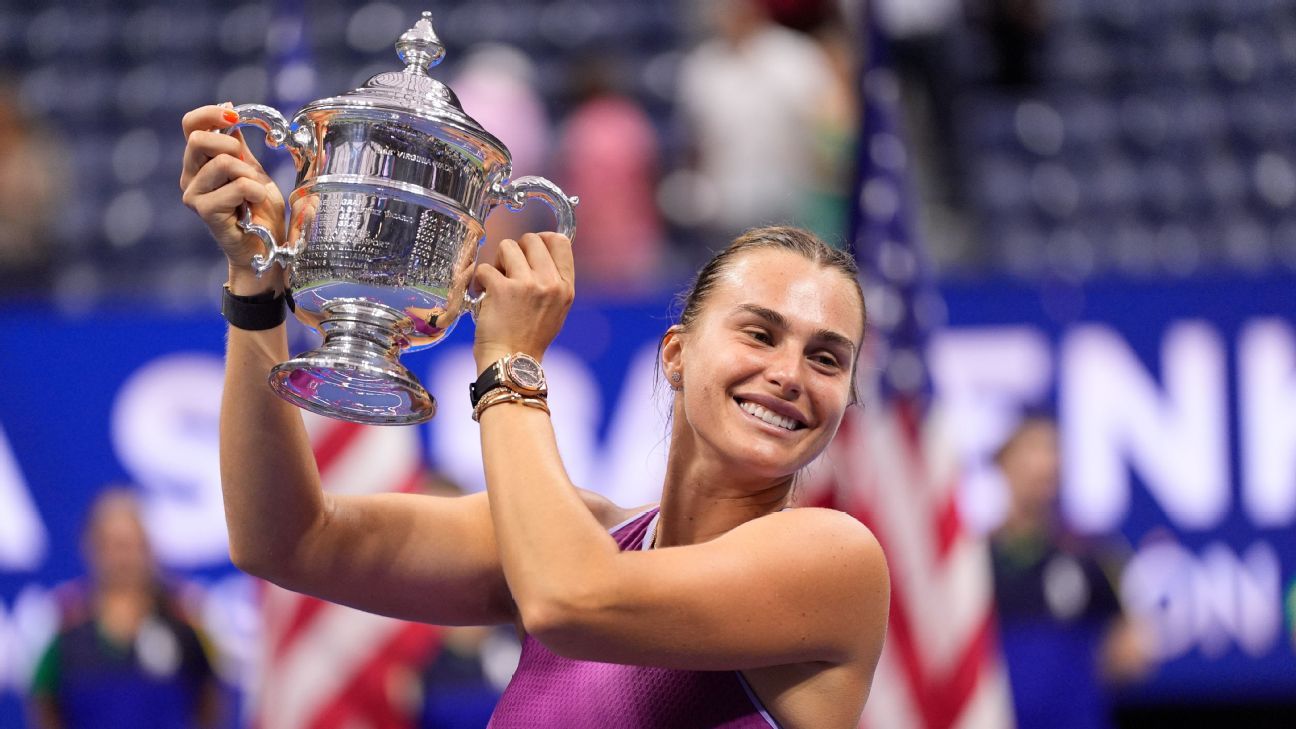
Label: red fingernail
xmin=223 ymin=110 xmax=238 ymax=123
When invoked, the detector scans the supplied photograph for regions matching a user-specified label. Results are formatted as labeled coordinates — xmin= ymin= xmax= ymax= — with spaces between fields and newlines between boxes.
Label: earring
xmin=670 ymin=371 xmax=682 ymax=388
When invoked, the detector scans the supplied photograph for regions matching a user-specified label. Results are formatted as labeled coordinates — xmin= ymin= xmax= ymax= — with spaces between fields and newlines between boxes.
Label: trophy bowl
xmin=221 ymin=11 xmax=576 ymax=425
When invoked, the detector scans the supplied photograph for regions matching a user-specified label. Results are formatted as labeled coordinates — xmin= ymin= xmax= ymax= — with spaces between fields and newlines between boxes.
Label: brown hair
xmin=671 ymin=225 xmax=867 ymax=402
xmin=82 ymin=486 xmax=147 ymax=543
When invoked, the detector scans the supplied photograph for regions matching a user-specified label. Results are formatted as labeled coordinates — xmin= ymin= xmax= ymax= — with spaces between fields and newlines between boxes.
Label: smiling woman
xmin=181 ymin=101 xmax=887 ymax=729
xmin=476 ymin=227 xmax=886 ymax=729
xmin=660 ymin=228 xmax=868 ymax=482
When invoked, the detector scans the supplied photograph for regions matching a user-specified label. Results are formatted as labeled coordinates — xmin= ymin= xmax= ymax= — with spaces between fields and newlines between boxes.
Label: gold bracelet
xmin=474 ymin=392 xmax=549 ymax=421
xmin=472 ymin=388 xmax=516 ymax=421
xmin=473 ymin=390 xmax=550 ymax=422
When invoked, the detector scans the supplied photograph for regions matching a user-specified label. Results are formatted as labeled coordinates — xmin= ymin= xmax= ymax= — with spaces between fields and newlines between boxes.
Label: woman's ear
xmin=661 ymin=325 xmax=684 ymax=388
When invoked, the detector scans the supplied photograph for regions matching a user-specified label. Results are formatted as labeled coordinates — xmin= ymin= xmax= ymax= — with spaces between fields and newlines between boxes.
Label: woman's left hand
xmin=472 ymin=232 xmax=575 ymax=371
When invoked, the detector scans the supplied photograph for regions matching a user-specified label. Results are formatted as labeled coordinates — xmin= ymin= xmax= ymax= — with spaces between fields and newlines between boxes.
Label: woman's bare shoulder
xmin=575 ymin=488 xmax=657 ymax=530
xmin=763 ymin=505 xmax=879 ymax=536
xmin=747 ymin=507 xmax=888 ymax=580
xmin=757 ymin=507 xmax=889 ymax=660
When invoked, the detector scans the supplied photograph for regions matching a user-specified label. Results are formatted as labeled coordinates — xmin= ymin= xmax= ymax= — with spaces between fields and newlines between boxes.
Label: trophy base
xmin=268 ymin=300 xmax=436 ymax=425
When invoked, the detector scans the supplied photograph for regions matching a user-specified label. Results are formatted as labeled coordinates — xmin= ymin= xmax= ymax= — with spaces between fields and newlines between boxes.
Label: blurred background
xmin=1 ymin=0 xmax=1295 ymax=727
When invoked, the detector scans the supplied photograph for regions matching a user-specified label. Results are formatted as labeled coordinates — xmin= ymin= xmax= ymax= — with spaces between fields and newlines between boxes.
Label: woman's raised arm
xmin=471 ymin=232 xmax=889 ymax=672
xmin=180 ymin=104 xmax=516 ymax=626
xmin=217 ymin=301 xmax=515 ymax=625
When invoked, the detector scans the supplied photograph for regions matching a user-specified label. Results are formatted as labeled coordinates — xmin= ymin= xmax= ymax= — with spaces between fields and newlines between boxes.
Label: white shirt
xmin=677 ymin=25 xmax=836 ymax=229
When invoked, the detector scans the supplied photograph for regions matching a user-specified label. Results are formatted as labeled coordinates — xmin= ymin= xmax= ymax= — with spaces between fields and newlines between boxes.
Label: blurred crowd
xmin=6 ymin=0 xmax=1296 ymax=302
xmin=0 ymin=0 xmax=856 ymax=304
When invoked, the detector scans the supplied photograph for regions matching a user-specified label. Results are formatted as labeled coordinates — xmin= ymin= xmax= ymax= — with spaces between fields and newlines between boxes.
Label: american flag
xmin=249 ymin=418 xmax=440 ymax=729
xmin=801 ymin=14 xmax=1015 ymax=729
xmin=246 ymin=6 xmax=440 ymax=728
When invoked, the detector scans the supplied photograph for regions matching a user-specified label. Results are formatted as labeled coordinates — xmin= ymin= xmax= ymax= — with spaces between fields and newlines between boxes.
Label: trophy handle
xmin=467 ymin=176 xmax=580 ymax=320
xmin=465 ymin=288 xmax=486 ymax=323
xmin=494 ymin=176 xmax=579 ymax=241
xmin=219 ymin=104 xmax=316 ymax=275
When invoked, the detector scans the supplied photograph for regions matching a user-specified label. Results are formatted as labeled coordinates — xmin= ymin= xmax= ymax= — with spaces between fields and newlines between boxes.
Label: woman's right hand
xmin=180 ymin=104 xmax=286 ymax=291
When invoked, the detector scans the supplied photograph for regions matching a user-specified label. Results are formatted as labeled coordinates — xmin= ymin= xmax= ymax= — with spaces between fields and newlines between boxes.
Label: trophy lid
xmin=303 ymin=11 xmax=507 ymax=159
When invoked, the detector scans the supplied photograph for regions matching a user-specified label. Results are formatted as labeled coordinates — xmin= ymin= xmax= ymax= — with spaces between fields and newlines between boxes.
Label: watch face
xmin=506 ymin=355 xmax=546 ymax=391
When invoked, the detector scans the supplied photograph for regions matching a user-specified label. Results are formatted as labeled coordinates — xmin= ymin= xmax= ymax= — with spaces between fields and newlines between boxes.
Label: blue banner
xmin=1 ymin=274 xmax=1294 ymax=723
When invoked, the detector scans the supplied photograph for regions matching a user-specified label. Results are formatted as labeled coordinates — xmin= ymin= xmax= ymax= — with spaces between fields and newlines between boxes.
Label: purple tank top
xmin=487 ymin=508 xmax=781 ymax=728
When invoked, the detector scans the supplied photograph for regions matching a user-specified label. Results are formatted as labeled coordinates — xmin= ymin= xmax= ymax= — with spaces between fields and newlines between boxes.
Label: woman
xmin=28 ymin=489 xmax=221 ymax=729
xmin=180 ymin=104 xmax=888 ymax=728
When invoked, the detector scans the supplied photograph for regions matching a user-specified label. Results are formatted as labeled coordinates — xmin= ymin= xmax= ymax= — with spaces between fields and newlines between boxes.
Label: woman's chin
xmin=718 ymin=442 xmax=806 ymax=481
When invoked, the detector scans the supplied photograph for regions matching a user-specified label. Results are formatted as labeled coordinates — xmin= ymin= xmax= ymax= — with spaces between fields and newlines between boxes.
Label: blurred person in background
xmin=418 ymin=625 xmax=498 ymax=729
xmin=419 ymin=623 xmax=518 ymax=729
xmin=555 ymin=59 xmax=665 ymax=294
xmin=761 ymin=0 xmax=860 ymax=242
xmin=451 ymin=44 xmax=554 ymax=269
xmin=675 ymin=0 xmax=850 ymax=246
xmin=990 ymin=415 xmax=1154 ymax=729
xmin=27 ymin=488 xmax=221 ymax=729
xmin=0 ymin=80 xmax=65 ymax=296
xmin=977 ymin=0 xmax=1047 ymax=89
xmin=1288 ymin=577 xmax=1296 ymax=652
xmin=873 ymin=0 xmax=966 ymax=208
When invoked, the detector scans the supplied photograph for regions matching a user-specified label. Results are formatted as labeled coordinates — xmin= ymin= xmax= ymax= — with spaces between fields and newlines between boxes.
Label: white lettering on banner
xmin=1239 ymin=319 xmax=1296 ymax=527
xmin=198 ymin=573 xmax=260 ymax=683
xmin=0 ymin=423 xmax=47 ymax=571
xmin=111 ymin=353 xmax=229 ymax=568
xmin=424 ymin=347 xmax=484 ymax=490
xmin=1061 ymin=323 xmax=1229 ymax=533
xmin=0 ymin=599 xmax=8 ymax=691
xmin=592 ymin=343 xmax=670 ymax=508
xmin=0 ymin=586 xmax=57 ymax=692
xmin=928 ymin=327 xmax=1053 ymax=534
xmin=427 ymin=346 xmax=604 ymax=494
xmin=426 ymin=343 xmax=668 ymax=506
xmin=1121 ymin=540 xmax=1280 ymax=660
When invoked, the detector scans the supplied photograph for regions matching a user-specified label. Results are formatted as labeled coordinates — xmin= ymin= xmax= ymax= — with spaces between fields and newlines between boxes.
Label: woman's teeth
xmin=738 ymin=400 xmax=800 ymax=431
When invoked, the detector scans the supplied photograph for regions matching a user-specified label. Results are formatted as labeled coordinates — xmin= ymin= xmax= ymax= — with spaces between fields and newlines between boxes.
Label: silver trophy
xmin=221 ymin=12 xmax=576 ymax=425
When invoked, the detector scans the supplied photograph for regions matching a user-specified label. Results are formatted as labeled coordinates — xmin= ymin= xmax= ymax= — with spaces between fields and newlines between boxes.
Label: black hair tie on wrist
xmin=221 ymin=284 xmax=288 ymax=330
